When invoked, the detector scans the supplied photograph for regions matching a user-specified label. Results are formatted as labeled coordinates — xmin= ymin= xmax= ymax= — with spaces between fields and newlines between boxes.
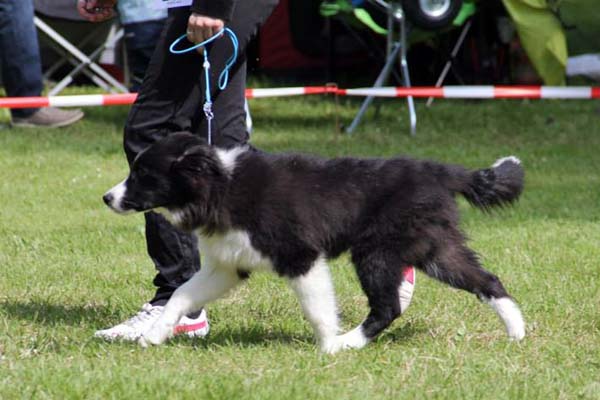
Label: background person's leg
xmin=122 ymin=19 xmax=167 ymax=92
xmin=0 ymin=0 xmax=44 ymax=119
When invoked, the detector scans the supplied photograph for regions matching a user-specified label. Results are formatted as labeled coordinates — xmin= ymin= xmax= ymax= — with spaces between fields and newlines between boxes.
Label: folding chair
xmin=34 ymin=0 xmax=128 ymax=95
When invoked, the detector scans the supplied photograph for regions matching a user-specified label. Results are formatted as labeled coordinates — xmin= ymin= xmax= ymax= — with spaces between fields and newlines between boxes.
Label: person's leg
xmin=122 ymin=9 xmax=206 ymax=310
xmin=0 ymin=1 xmax=84 ymax=127
xmin=0 ymin=0 xmax=43 ymax=118
xmin=94 ymin=3 xmax=282 ymax=342
xmin=95 ymin=10 xmax=207 ymax=341
xmin=123 ymin=2 xmax=279 ymax=310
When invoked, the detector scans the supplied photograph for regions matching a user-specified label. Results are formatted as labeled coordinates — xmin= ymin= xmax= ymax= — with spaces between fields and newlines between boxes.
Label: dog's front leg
xmin=288 ymin=257 xmax=341 ymax=353
xmin=139 ymin=262 xmax=241 ymax=347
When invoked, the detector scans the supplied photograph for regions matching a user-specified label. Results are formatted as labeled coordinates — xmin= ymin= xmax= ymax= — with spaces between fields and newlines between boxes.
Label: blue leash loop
xmin=169 ymin=28 xmax=239 ymax=145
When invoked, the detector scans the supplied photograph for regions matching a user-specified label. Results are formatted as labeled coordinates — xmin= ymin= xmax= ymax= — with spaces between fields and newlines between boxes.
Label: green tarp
xmin=502 ymin=0 xmax=600 ymax=85
xmin=502 ymin=0 xmax=567 ymax=85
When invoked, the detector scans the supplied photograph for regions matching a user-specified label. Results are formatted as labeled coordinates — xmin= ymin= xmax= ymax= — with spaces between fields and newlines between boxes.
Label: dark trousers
xmin=0 ymin=0 xmax=44 ymax=118
xmin=123 ymin=2 xmax=278 ymax=306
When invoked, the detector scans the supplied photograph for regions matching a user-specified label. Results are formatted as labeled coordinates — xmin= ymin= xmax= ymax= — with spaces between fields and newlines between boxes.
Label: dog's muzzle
xmin=103 ymin=180 xmax=135 ymax=214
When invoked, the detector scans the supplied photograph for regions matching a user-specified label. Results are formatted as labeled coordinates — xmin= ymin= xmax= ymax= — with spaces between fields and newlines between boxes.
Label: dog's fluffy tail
xmin=458 ymin=156 xmax=524 ymax=210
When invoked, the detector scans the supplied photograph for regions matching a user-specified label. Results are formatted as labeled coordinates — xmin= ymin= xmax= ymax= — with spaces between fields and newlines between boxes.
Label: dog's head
xmin=103 ymin=132 xmax=226 ymax=218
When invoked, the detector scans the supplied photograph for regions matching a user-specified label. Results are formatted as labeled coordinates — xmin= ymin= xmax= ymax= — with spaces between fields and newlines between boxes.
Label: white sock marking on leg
xmin=486 ymin=296 xmax=525 ymax=340
xmin=289 ymin=256 xmax=340 ymax=348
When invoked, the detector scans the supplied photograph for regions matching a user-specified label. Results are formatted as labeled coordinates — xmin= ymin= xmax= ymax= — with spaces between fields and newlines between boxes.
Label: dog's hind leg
xmin=317 ymin=252 xmax=409 ymax=354
xmin=139 ymin=261 xmax=242 ymax=347
xmin=421 ymin=245 xmax=525 ymax=341
xmin=288 ymin=256 xmax=341 ymax=353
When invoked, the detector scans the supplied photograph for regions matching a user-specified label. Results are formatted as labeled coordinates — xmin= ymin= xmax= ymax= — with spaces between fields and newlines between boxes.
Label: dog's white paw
xmin=507 ymin=324 xmax=526 ymax=341
xmin=320 ymin=329 xmax=370 ymax=354
xmin=320 ymin=338 xmax=345 ymax=354
xmin=138 ymin=322 xmax=173 ymax=347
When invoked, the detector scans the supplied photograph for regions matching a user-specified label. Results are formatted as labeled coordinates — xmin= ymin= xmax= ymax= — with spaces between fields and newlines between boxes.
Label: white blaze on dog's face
xmin=103 ymin=178 xmax=134 ymax=214
xmin=102 ymin=132 xmax=222 ymax=216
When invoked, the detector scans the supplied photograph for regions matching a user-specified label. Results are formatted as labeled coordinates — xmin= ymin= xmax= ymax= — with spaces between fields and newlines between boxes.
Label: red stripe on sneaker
xmin=402 ymin=266 xmax=415 ymax=285
xmin=174 ymin=320 xmax=208 ymax=335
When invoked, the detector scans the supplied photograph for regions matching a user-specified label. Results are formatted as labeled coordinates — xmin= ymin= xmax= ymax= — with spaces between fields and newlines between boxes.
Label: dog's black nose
xmin=103 ymin=193 xmax=113 ymax=206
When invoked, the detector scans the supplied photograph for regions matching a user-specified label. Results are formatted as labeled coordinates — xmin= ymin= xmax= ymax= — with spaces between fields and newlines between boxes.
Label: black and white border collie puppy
xmin=103 ymin=132 xmax=525 ymax=353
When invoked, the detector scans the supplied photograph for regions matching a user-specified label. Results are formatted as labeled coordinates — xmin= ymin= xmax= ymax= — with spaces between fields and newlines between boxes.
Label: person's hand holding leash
xmin=77 ymin=0 xmax=117 ymax=22
xmin=187 ymin=13 xmax=225 ymax=53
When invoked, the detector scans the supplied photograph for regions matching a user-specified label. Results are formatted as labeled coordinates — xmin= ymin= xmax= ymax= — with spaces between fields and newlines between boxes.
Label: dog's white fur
xmin=105 ymin=179 xmax=132 ymax=214
xmin=485 ymin=296 xmax=526 ymax=340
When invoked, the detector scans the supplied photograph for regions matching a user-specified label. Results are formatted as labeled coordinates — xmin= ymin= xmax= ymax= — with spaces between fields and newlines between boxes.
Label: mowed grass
xmin=1 ymin=94 xmax=599 ymax=399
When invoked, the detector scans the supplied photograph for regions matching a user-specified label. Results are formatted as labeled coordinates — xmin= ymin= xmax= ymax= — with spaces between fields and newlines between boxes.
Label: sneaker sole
xmin=94 ymin=321 xmax=209 ymax=342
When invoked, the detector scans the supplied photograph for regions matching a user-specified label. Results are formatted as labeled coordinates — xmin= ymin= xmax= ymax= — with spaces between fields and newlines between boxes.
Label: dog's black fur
xmin=106 ymin=132 xmax=524 ymax=342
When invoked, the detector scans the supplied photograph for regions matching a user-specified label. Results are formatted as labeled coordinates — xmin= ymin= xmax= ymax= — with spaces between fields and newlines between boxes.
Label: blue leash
xmin=169 ymin=28 xmax=239 ymax=145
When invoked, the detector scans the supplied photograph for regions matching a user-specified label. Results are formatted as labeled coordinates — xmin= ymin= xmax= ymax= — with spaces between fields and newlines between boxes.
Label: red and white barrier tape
xmin=244 ymin=86 xmax=338 ymax=98
xmin=1 ymin=86 xmax=598 ymax=109
xmin=0 ymin=93 xmax=138 ymax=109
xmin=339 ymin=86 xmax=600 ymax=99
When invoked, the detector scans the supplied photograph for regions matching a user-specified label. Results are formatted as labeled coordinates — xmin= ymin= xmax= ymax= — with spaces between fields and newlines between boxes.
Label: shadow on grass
xmin=0 ymin=300 xmax=116 ymax=326
xmin=181 ymin=326 xmax=315 ymax=349
xmin=2 ymin=300 xmax=425 ymax=349
xmin=171 ymin=320 xmax=425 ymax=349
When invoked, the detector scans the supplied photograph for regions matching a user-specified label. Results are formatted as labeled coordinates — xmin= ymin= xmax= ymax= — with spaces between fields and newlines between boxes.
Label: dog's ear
xmin=170 ymin=145 xmax=222 ymax=179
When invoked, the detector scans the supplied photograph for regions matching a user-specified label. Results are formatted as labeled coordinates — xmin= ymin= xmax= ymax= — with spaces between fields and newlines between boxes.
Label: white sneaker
xmin=94 ymin=303 xmax=210 ymax=342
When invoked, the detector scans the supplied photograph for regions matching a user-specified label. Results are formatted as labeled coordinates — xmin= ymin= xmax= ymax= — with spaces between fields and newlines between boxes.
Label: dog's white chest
xmin=197 ymin=229 xmax=274 ymax=272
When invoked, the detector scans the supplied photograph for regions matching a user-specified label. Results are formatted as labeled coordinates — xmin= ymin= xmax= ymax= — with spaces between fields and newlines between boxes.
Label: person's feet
xmin=94 ymin=303 xmax=209 ymax=342
xmin=11 ymin=107 xmax=84 ymax=128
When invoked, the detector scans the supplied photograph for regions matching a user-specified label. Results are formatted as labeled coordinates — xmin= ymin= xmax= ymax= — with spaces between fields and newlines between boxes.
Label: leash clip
xmin=203 ymin=102 xmax=214 ymax=119
xmin=203 ymin=102 xmax=214 ymax=145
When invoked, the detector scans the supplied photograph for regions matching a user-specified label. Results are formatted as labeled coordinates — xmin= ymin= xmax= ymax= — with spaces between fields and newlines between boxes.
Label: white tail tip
xmin=492 ymin=156 xmax=521 ymax=169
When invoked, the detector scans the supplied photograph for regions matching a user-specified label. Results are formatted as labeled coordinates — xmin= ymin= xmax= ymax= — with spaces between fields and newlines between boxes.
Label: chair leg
xmin=398 ymin=4 xmax=416 ymax=136
xmin=48 ymin=31 xmax=124 ymax=95
xmin=35 ymin=17 xmax=128 ymax=94
xmin=345 ymin=42 xmax=402 ymax=134
xmin=426 ymin=19 xmax=472 ymax=107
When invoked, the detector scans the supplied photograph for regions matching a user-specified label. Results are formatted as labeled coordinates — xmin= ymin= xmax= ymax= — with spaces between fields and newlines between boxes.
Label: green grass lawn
xmin=1 ymin=95 xmax=599 ymax=399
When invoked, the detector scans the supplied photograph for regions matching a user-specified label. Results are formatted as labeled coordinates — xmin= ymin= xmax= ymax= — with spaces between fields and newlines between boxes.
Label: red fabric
xmin=258 ymin=0 xmax=324 ymax=70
